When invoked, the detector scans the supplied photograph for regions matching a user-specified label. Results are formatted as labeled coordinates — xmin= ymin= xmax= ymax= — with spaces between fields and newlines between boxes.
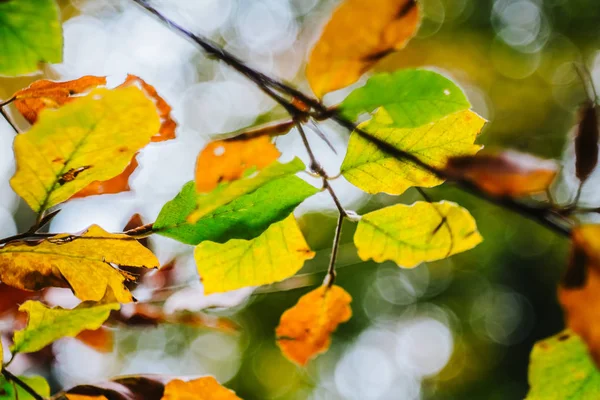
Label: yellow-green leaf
xmin=0 ymin=225 xmax=159 ymax=303
xmin=10 ymin=86 xmax=160 ymax=213
xmin=0 ymin=375 xmax=50 ymax=400
xmin=354 ymin=201 xmax=482 ymax=268
xmin=0 ymin=0 xmax=62 ymax=77
xmin=341 ymin=108 xmax=485 ymax=195
xmin=194 ymin=214 xmax=315 ymax=294
xmin=12 ymin=300 xmax=119 ymax=354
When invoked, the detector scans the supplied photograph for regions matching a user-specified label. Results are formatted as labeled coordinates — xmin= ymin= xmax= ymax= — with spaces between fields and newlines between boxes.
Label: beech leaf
xmin=0 ymin=0 xmax=62 ymax=76
xmin=10 ymin=86 xmax=160 ymax=213
xmin=354 ymin=201 xmax=482 ymax=268
xmin=307 ymin=0 xmax=420 ymax=97
xmin=12 ymin=300 xmax=120 ymax=354
xmin=276 ymin=285 xmax=352 ymax=366
xmin=341 ymin=108 xmax=485 ymax=195
xmin=162 ymin=377 xmax=241 ymax=400
xmin=0 ymin=225 xmax=159 ymax=302
xmin=194 ymin=214 xmax=315 ymax=294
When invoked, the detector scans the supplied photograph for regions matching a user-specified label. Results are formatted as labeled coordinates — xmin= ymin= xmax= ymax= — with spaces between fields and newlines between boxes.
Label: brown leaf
xmin=58 ymin=376 xmax=166 ymax=400
xmin=12 ymin=76 xmax=107 ymax=124
xmin=307 ymin=0 xmax=420 ymax=97
xmin=574 ymin=103 xmax=599 ymax=183
xmin=276 ymin=285 xmax=352 ymax=366
xmin=162 ymin=377 xmax=241 ymax=400
xmin=446 ymin=150 xmax=558 ymax=197
xmin=559 ymin=225 xmax=600 ymax=366
xmin=195 ymin=136 xmax=281 ymax=193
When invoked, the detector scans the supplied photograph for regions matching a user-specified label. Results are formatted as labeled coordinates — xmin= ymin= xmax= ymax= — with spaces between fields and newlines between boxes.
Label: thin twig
xmin=124 ymin=222 xmax=155 ymax=237
xmin=1 ymin=369 xmax=44 ymax=400
xmin=324 ymin=213 xmax=344 ymax=288
xmin=0 ymin=106 xmax=19 ymax=134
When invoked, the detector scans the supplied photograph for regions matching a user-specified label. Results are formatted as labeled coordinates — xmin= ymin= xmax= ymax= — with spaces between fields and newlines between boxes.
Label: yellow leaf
xmin=354 ymin=201 xmax=482 ymax=268
xmin=0 ymin=225 xmax=158 ymax=302
xmin=195 ymin=136 xmax=281 ymax=193
xmin=162 ymin=377 xmax=241 ymax=400
xmin=307 ymin=0 xmax=420 ymax=97
xmin=341 ymin=109 xmax=485 ymax=195
xmin=276 ymin=285 xmax=352 ymax=366
xmin=194 ymin=214 xmax=315 ymax=294
xmin=10 ymin=86 xmax=160 ymax=213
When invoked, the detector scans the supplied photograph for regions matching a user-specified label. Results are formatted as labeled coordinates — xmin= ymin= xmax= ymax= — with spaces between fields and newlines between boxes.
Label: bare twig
xmin=324 ymin=213 xmax=344 ymax=288
xmin=0 ymin=106 xmax=19 ymax=134
xmin=1 ymin=369 xmax=44 ymax=400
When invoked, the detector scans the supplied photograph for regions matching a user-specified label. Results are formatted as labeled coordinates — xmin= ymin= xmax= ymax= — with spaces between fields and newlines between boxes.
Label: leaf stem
xmin=324 ymin=213 xmax=344 ymax=288
xmin=1 ymin=369 xmax=44 ymax=400
xmin=0 ymin=106 xmax=19 ymax=134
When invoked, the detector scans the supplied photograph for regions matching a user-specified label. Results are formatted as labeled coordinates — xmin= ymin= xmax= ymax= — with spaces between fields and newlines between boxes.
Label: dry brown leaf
xmin=307 ymin=0 xmax=420 ymax=97
xmin=446 ymin=150 xmax=558 ymax=197
xmin=559 ymin=225 xmax=600 ymax=366
xmin=162 ymin=377 xmax=241 ymax=400
xmin=195 ymin=136 xmax=281 ymax=193
xmin=276 ymin=285 xmax=352 ymax=366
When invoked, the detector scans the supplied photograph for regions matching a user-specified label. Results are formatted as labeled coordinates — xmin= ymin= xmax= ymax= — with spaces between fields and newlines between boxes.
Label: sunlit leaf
xmin=307 ymin=0 xmax=420 ymax=97
xmin=574 ymin=103 xmax=599 ymax=183
xmin=526 ymin=330 xmax=600 ymax=399
xmin=195 ymin=136 xmax=281 ymax=193
xmin=0 ymin=375 xmax=50 ymax=399
xmin=341 ymin=108 xmax=485 ymax=195
xmin=13 ymin=76 xmax=107 ymax=123
xmin=339 ymin=69 xmax=470 ymax=126
xmin=276 ymin=285 xmax=352 ymax=366
xmin=12 ymin=300 xmax=119 ymax=354
xmin=0 ymin=225 xmax=159 ymax=302
xmin=354 ymin=201 xmax=482 ymax=268
xmin=162 ymin=377 xmax=241 ymax=400
xmin=559 ymin=225 xmax=600 ymax=366
xmin=446 ymin=150 xmax=558 ymax=197
xmin=155 ymin=159 xmax=318 ymax=245
xmin=194 ymin=214 xmax=315 ymax=294
xmin=0 ymin=0 xmax=62 ymax=76
xmin=10 ymin=87 xmax=160 ymax=213
xmin=55 ymin=376 xmax=166 ymax=400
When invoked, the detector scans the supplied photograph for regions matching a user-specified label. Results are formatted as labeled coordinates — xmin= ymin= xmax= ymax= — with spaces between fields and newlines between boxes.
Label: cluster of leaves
xmin=1 ymin=0 xmax=600 ymax=398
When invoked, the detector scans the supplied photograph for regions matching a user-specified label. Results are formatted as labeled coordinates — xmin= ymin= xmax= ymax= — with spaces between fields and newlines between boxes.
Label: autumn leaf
xmin=354 ymin=201 xmax=482 ymax=268
xmin=0 ymin=0 xmax=62 ymax=77
xmin=339 ymin=69 xmax=470 ymax=126
xmin=526 ymin=330 xmax=600 ymax=400
xmin=75 ymin=327 xmax=114 ymax=353
xmin=10 ymin=86 xmax=160 ymax=213
xmin=12 ymin=300 xmax=119 ymax=354
xmin=559 ymin=225 xmax=600 ymax=366
xmin=446 ymin=150 xmax=558 ymax=197
xmin=574 ymin=102 xmax=599 ymax=184
xmin=195 ymin=136 xmax=281 ymax=193
xmin=65 ymin=396 xmax=108 ymax=400
xmin=155 ymin=159 xmax=318 ymax=245
xmin=0 ymin=225 xmax=159 ymax=302
xmin=162 ymin=377 xmax=241 ymax=400
xmin=276 ymin=285 xmax=352 ymax=366
xmin=55 ymin=376 xmax=166 ymax=400
xmin=194 ymin=214 xmax=315 ymax=294
xmin=12 ymin=76 xmax=107 ymax=124
xmin=307 ymin=0 xmax=420 ymax=97
xmin=341 ymin=108 xmax=485 ymax=195
xmin=0 ymin=375 xmax=50 ymax=400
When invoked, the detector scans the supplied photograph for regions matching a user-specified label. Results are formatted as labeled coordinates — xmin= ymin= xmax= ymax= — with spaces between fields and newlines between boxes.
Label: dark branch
xmin=2 ymin=369 xmax=44 ymax=400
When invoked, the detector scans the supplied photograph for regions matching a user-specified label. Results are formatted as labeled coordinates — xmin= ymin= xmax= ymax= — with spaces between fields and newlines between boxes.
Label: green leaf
xmin=341 ymin=108 xmax=485 ymax=195
xmin=339 ymin=69 xmax=470 ymax=126
xmin=526 ymin=330 xmax=600 ymax=400
xmin=12 ymin=300 xmax=120 ymax=354
xmin=155 ymin=158 xmax=318 ymax=245
xmin=0 ymin=375 xmax=50 ymax=399
xmin=0 ymin=0 xmax=62 ymax=77
xmin=194 ymin=214 xmax=315 ymax=294
xmin=354 ymin=201 xmax=482 ymax=268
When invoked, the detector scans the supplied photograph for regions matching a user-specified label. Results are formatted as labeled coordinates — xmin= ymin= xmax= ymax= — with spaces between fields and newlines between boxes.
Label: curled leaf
xmin=307 ymin=0 xmax=420 ymax=97
xmin=276 ymin=285 xmax=352 ymax=366
xmin=446 ymin=150 xmax=558 ymax=197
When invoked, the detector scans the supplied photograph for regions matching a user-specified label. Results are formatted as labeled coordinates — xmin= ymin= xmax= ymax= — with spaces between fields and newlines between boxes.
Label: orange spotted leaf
xmin=195 ymin=136 xmax=281 ymax=193
xmin=162 ymin=377 xmax=241 ymax=400
xmin=276 ymin=285 xmax=352 ymax=366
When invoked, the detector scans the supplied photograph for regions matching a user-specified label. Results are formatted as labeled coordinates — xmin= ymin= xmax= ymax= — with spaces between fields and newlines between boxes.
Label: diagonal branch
xmin=2 ymin=369 xmax=44 ymax=400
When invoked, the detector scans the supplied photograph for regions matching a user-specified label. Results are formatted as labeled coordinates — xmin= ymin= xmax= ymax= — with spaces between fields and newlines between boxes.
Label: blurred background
xmin=1 ymin=0 xmax=600 ymax=398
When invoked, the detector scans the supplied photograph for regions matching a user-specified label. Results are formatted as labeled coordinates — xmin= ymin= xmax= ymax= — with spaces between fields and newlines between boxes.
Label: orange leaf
xmin=75 ymin=327 xmax=114 ymax=353
xmin=162 ymin=377 xmax=241 ymax=400
xmin=445 ymin=150 xmax=558 ymax=197
xmin=307 ymin=0 xmax=420 ymax=97
xmin=195 ymin=136 xmax=281 ymax=193
xmin=71 ymin=156 xmax=139 ymax=199
xmin=559 ymin=225 xmax=600 ymax=366
xmin=66 ymin=395 xmax=109 ymax=400
xmin=276 ymin=285 xmax=352 ymax=366
xmin=13 ymin=76 xmax=107 ymax=124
